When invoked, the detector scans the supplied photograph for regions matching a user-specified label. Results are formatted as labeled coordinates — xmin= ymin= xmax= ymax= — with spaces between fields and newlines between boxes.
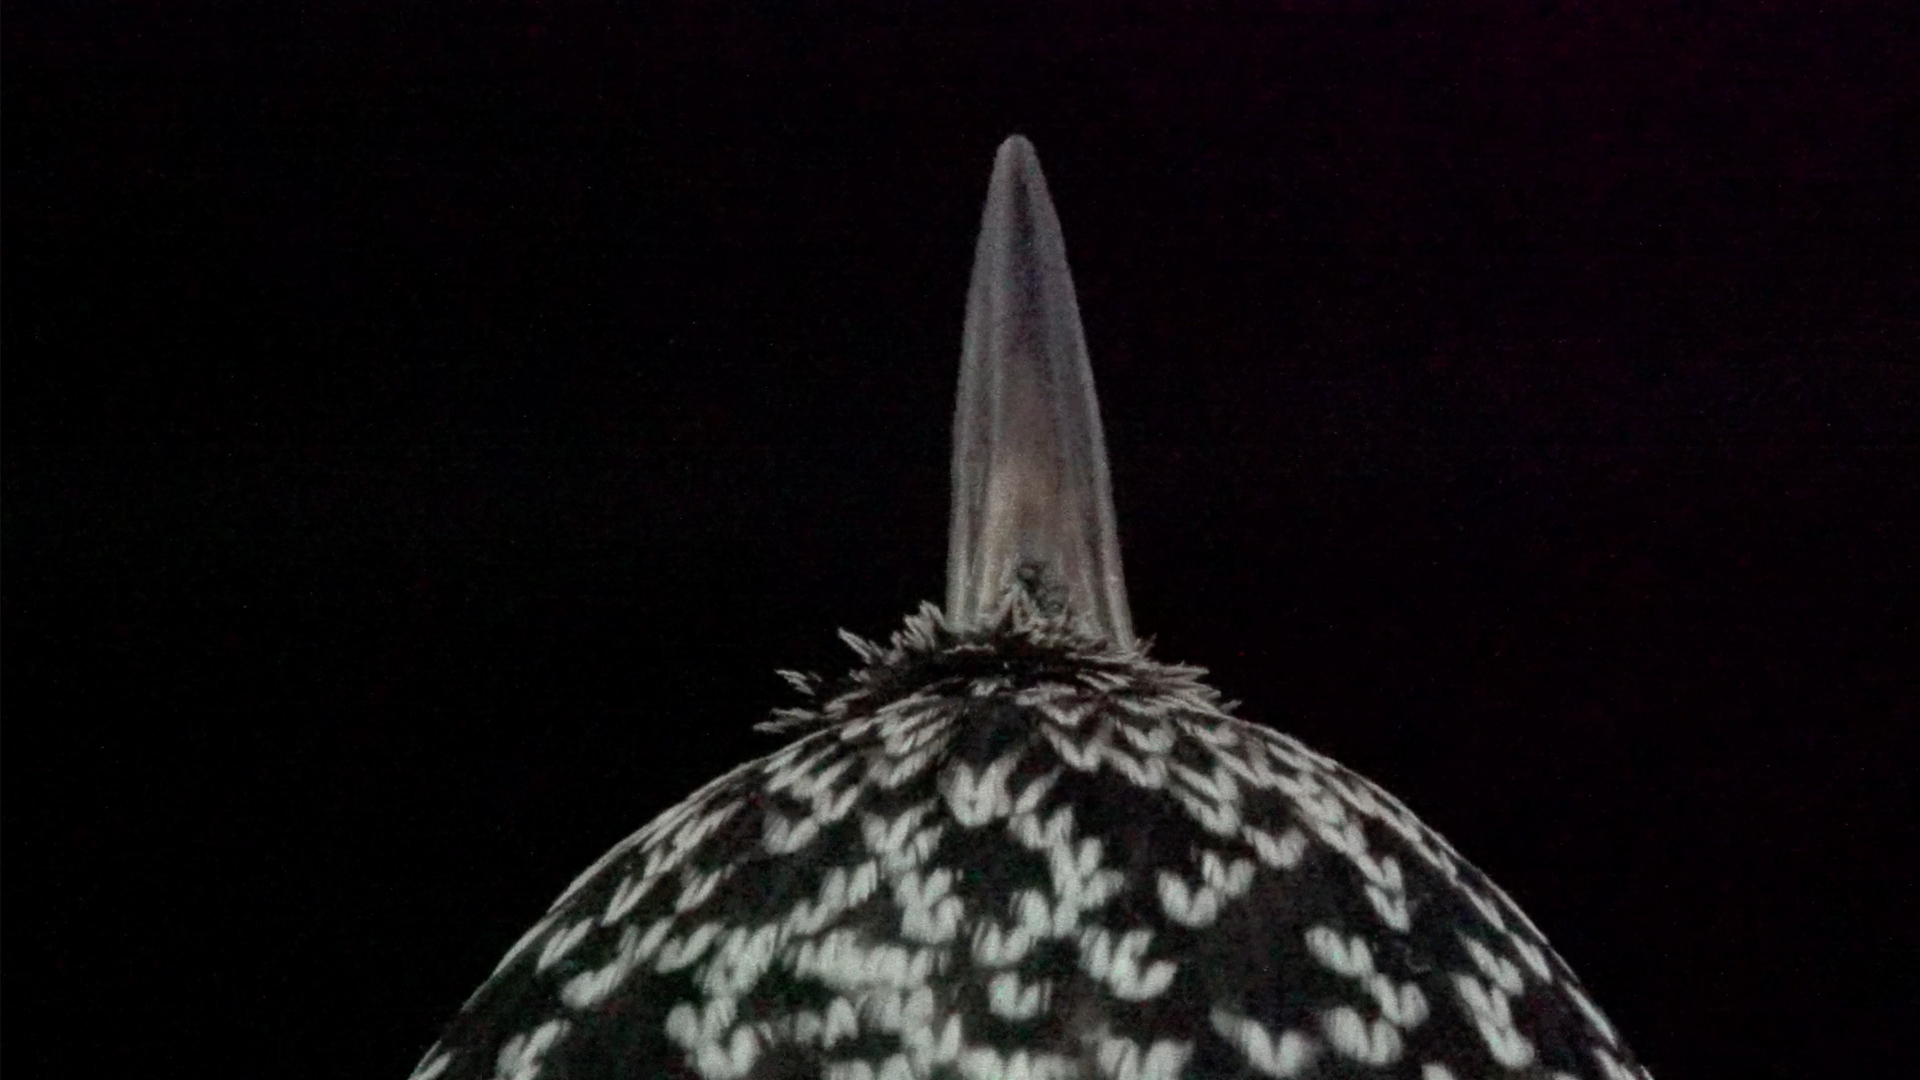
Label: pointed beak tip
xmin=995 ymin=134 xmax=1039 ymax=170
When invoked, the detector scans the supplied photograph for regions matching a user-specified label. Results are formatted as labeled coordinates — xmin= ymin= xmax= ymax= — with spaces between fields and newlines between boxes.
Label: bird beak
xmin=946 ymin=136 xmax=1134 ymax=649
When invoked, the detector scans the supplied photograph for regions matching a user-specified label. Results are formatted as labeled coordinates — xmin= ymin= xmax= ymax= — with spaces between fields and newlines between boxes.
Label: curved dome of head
xmin=410 ymin=137 xmax=1654 ymax=1080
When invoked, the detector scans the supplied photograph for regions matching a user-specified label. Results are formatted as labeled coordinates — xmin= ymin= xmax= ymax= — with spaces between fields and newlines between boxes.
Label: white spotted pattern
xmin=410 ymin=609 xmax=1652 ymax=1080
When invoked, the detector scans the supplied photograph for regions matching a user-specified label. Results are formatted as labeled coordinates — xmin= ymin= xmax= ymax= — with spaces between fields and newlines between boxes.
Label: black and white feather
xmin=410 ymin=137 xmax=1651 ymax=1080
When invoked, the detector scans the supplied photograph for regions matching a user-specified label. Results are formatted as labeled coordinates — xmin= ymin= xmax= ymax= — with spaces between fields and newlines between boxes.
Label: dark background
xmin=7 ymin=4 xmax=1915 ymax=1078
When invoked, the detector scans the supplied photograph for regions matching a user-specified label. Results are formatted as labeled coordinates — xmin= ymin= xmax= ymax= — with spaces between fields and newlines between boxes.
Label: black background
xmin=7 ymin=4 xmax=1915 ymax=1078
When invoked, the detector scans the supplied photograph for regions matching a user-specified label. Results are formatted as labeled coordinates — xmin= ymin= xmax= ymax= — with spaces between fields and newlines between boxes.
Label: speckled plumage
xmin=409 ymin=138 xmax=1650 ymax=1080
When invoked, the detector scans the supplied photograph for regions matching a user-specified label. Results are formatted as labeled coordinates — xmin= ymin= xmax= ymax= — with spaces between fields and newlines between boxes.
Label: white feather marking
xmin=1322 ymin=1005 xmax=1402 ymax=1065
xmin=1209 ymin=1009 xmax=1316 ymax=1077
xmin=491 ymin=1020 xmax=568 ymax=1080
